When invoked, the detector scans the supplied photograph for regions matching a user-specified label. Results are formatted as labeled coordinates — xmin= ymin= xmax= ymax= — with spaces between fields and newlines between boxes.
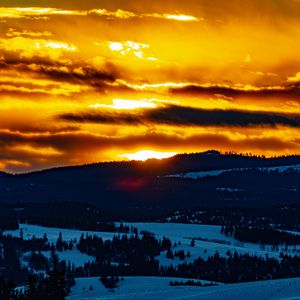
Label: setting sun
xmin=120 ymin=150 xmax=177 ymax=161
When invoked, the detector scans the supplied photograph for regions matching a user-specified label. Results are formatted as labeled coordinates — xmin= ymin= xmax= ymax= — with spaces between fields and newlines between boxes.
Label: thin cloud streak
xmin=0 ymin=7 xmax=200 ymax=22
xmin=58 ymin=105 xmax=300 ymax=128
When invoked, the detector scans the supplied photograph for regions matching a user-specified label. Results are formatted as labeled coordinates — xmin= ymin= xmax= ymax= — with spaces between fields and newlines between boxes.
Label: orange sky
xmin=1 ymin=0 xmax=300 ymax=173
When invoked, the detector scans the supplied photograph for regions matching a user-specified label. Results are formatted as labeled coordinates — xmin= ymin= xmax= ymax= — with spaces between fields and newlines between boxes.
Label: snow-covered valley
xmin=5 ymin=222 xmax=300 ymax=269
xmin=4 ymin=222 xmax=300 ymax=299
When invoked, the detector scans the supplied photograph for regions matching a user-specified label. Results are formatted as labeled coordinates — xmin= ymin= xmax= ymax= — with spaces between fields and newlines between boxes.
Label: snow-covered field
xmin=124 ymin=223 xmax=298 ymax=265
xmin=67 ymin=276 xmax=300 ymax=300
xmin=5 ymin=224 xmax=115 ymax=269
xmin=5 ymin=224 xmax=119 ymax=244
xmin=22 ymin=249 xmax=95 ymax=268
xmin=6 ymin=223 xmax=300 ymax=299
xmin=4 ymin=222 xmax=299 ymax=269
xmin=166 ymin=164 xmax=300 ymax=179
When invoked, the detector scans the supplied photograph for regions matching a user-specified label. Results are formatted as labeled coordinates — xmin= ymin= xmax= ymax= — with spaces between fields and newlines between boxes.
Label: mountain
xmin=1 ymin=151 xmax=300 ymax=218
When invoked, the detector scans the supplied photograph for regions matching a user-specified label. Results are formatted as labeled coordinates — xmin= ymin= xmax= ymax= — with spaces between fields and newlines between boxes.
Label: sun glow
xmin=89 ymin=99 xmax=157 ymax=110
xmin=120 ymin=150 xmax=177 ymax=161
xmin=107 ymin=41 xmax=149 ymax=58
xmin=164 ymin=14 xmax=199 ymax=22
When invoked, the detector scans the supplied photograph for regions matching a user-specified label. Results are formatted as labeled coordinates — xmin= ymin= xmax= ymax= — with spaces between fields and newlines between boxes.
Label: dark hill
xmin=1 ymin=151 xmax=300 ymax=218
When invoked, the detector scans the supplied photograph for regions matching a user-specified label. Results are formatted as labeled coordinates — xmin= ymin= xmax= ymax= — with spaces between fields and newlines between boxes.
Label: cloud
xmin=0 ymin=37 xmax=77 ymax=60
xmin=5 ymin=28 xmax=53 ymax=38
xmin=0 ymin=129 xmax=298 ymax=173
xmin=89 ymin=99 xmax=157 ymax=110
xmin=0 ymin=79 xmax=89 ymax=96
xmin=104 ymin=41 xmax=150 ymax=59
xmin=1 ymin=0 xmax=300 ymax=173
xmin=287 ymin=72 xmax=300 ymax=83
xmin=57 ymin=104 xmax=300 ymax=128
xmin=0 ymin=7 xmax=87 ymax=19
xmin=26 ymin=64 xmax=117 ymax=85
xmin=114 ymin=81 xmax=300 ymax=102
xmin=167 ymin=83 xmax=300 ymax=102
xmin=0 ymin=7 xmax=200 ymax=22
xmin=142 ymin=13 xmax=200 ymax=22
xmin=0 ymin=34 xmax=122 ymax=94
xmin=90 ymin=8 xmax=137 ymax=19
xmin=0 ymin=62 xmax=107 ymax=96
xmin=59 ymin=110 xmax=141 ymax=125
xmin=0 ymin=53 xmax=119 ymax=96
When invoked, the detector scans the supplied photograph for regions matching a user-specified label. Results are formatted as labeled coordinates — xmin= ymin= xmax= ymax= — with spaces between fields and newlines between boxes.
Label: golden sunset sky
xmin=1 ymin=0 xmax=300 ymax=172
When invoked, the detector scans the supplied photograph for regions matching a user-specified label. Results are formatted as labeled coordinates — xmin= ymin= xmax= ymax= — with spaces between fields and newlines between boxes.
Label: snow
xmin=4 ymin=223 xmax=120 ymax=244
xmin=67 ymin=276 xmax=218 ymax=300
xmin=22 ymin=249 xmax=95 ymax=268
xmin=44 ymin=249 xmax=95 ymax=267
xmin=166 ymin=164 xmax=300 ymax=179
xmin=67 ymin=276 xmax=300 ymax=300
xmin=216 ymin=187 xmax=244 ymax=192
xmin=167 ymin=169 xmax=229 ymax=179
xmin=14 ymin=286 xmax=26 ymax=294
xmin=126 ymin=223 xmax=226 ymax=242
xmin=5 ymin=224 xmax=117 ymax=269
xmin=5 ymin=222 xmax=299 ymax=269
xmin=263 ymin=164 xmax=300 ymax=172
xmin=124 ymin=223 xmax=298 ymax=266
xmin=6 ymin=223 xmax=300 ymax=299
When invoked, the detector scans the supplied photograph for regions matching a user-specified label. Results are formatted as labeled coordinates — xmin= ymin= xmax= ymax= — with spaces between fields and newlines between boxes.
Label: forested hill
xmin=4 ymin=150 xmax=300 ymax=177
xmin=0 ymin=151 xmax=300 ymax=218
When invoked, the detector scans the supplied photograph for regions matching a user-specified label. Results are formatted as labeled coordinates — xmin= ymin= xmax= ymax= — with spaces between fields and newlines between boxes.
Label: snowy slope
xmin=5 ymin=224 xmax=116 ymax=268
xmin=5 ymin=223 xmax=119 ymax=243
xmin=67 ymin=276 xmax=300 ymax=300
xmin=67 ymin=276 xmax=218 ymax=300
xmin=5 ymin=222 xmax=299 ymax=268
xmin=22 ymin=249 xmax=95 ymax=268
xmin=166 ymin=164 xmax=300 ymax=179
xmin=7 ymin=224 xmax=300 ymax=299
xmin=124 ymin=223 xmax=297 ymax=265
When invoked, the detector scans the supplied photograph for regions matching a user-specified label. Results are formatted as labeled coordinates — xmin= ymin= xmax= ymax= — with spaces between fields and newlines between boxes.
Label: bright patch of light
xmin=89 ymin=99 xmax=157 ymax=110
xmin=165 ymin=14 xmax=199 ymax=22
xmin=108 ymin=41 xmax=149 ymax=58
xmin=108 ymin=42 xmax=123 ymax=51
xmin=287 ymin=72 xmax=300 ymax=83
xmin=115 ymin=80 xmax=195 ymax=91
xmin=112 ymin=99 xmax=156 ymax=109
xmin=121 ymin=150 xmax=177 ymax=161
xmin=42 ymin=41 xmax=77 ymax=51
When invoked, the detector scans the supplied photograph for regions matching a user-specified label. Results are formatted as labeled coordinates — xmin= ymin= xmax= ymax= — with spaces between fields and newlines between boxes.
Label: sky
xmin=1 ymin=0 xmax=300 ymax=173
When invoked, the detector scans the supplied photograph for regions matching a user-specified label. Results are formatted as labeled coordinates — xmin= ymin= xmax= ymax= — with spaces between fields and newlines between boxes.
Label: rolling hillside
xmin=1 ymin=151 xmax=300 ymax=217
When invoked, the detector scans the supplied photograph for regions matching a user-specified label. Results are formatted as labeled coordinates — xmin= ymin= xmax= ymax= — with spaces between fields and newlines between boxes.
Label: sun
xmin=120 ymin=150 xmax=177 ymax=161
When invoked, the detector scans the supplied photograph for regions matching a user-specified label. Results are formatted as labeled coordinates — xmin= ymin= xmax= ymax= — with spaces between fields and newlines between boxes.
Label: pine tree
xmin=166 ymin=248 xmax=174 ymax=259
xmin=56 ymin=232 xmax=63 ymax=252
xmin=190 ymin=239 xmax=196 ymax=247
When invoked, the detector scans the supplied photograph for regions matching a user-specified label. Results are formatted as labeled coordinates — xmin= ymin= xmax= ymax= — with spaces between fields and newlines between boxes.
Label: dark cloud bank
xmin=58 ymin=105 xmax=300 ymax=128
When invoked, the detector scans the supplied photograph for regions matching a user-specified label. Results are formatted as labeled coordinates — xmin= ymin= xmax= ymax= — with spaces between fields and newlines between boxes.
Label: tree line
xmin=221 ymin=225 xmax=300 ymax=246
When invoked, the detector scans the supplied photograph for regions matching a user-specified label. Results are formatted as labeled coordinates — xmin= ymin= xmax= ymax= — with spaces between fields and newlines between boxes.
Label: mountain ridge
xmin=3 ymin=150 xmax=300 ymax=176
xmin=1 ymin=150 xmax=300 ymax=218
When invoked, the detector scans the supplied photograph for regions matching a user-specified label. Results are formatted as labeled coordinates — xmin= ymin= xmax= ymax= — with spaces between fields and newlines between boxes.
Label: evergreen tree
xmin=56 ymin=232 xmax=63 ymax=252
